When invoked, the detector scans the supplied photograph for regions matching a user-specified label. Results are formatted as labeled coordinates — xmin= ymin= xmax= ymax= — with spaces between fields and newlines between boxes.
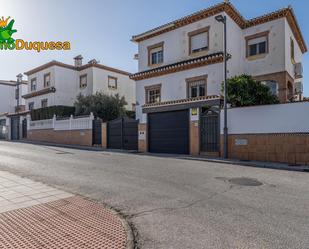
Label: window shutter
xmin=248 ymin=36 xmax=267 ymax=45
xmin=191 ymin=32 xmax=208 ymax=51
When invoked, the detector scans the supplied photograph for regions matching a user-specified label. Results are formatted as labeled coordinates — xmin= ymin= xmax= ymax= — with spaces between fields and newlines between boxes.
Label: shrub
xmin=74 ymin=92 xmax=127 ymax=121
xmin=31 ymin=106 xmax=75 ymax=121
xmin=224 ymin=75 xmax=279 ymax=107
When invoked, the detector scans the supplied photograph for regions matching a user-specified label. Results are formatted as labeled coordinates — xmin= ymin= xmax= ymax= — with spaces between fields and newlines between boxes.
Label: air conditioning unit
xmin=294 ymin=63 xmax=303 ymax=79
xmin=295 ymin=81 xmax=303 ymax=94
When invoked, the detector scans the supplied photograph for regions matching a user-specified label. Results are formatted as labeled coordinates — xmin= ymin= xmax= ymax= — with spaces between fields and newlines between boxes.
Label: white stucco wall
xmin=136 ymin=63 xmax=223 ymax=122
xmin=242 ymin=18 xmax=286 ymax=77
xmin=0 ymin=84 xmax=15 ymax=114
xmin=19 ymin=84 xmax=27 ymax=106
xmin=92 ymin=68 xmax=136 ymax=110
xmin=285 ymin=19 xmax=303 ymax=79
xmin=221 ymin=102 xmax=309 ymax=134
xmin=138 ymin=12 xmax=225 ymax=72
xmin=26 ymin=64 xmax=135 ymax=111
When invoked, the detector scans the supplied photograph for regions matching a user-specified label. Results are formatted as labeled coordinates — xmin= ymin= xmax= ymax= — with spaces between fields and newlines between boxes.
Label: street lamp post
xmin=215 ymin=15 xmax=228 ymax=159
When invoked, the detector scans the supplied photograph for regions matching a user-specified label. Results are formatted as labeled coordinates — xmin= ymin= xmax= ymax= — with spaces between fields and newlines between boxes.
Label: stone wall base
xmin=101 ymin=123 xmax=107 ymax=149
xmin=138 ymin=123 xmax=147 ymax=153
xmin=221 ymin=134 xmax=309 ymax=165
xmin=27 ymin=129 xmax=93 ymax=147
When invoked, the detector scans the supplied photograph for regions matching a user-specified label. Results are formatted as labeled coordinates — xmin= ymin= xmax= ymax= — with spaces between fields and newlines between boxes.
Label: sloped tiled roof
xmin=132 ymin=1 xmax=307 ymax=53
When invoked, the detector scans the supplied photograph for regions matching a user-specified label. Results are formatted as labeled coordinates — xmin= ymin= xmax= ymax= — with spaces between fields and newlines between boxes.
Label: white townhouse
xmin=130 ymin=1 xmax=306 ymax=155
xmin=0 ymin=74 xmax=28 ymax=140
xmin=23 ymin=56 xmax=136 ymax=112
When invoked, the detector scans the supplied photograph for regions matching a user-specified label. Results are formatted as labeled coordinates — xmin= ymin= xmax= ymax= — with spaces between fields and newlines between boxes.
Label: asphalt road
xmin=0 ymin=141 xmax=308 ymax=249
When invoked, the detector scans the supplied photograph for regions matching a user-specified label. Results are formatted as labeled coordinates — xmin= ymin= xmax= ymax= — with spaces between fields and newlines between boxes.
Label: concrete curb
xmin=16 ymin=140 xmax=103 ymax=152
xmin=178 ymin=156 xmax=309 ymax=173
xmin=132 ymin=152 xmax=309 ymax=173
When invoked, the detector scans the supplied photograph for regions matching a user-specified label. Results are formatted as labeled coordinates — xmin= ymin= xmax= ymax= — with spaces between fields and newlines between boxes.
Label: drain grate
xmin=228 ymin=177 xmax=263 ymax=186
xmin=0 ymin=196 xmax=127 ymax=249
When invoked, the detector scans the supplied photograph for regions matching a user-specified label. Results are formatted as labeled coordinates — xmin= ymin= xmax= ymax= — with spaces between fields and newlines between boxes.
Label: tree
xmin=74 ymin=92 xmax=127 ymax=121
xmin=225 ymin=75 xmax=279 ymax=107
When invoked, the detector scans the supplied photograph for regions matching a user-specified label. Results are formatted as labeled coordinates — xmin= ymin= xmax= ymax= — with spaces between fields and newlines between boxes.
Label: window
xmin=30 ymin=78 xmax=37 ymax=91
xmin=189 ymin=27 xmax=209 ymax=55
xmin=246 ymin=31 xmax=269 ymax=57
xmin=261 ymin=80 xmax=278 ymax=96
xmin=28 ymin=102 xmax=34 ymax=111
xmin=108 ymin=76 xmax=117 ymax=89
xmin=80 ymin=74 xmax=87 ymax=88
xmin=148 ymin=42 xmax=164 ymax=66
xmin=44 ymin=73 xmax=50 ymax=88
xmin=41 ymin=99 xmax=48 ymax=108
xmin=145 ymin=84 xmax=161 ymax=104
xmin=15 ymin=88 xmax=19 ymax=100
xmin=186 ymin=76 xmax=207 ymax=98
xmin=291 ymin=38 xmax=295 ymax=63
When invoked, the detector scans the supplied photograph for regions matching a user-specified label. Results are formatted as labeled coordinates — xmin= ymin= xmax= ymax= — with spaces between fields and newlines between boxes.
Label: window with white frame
xmin=148 ymin=43 xmax=164 ymax=66
xmin=145 ymin=84 xmax=161 ymax=104
xmin=30 ymin=78 xmax=37 ymax=91
xmin=246 ymin=32 xmax=269 ymax=57
xmin=261 ymin=80 xmax=278 ymax=96
xmin=108 ymin=76 xmax=117 ymax=89
xmin=80 ymin=74 xmax=87 ymax=88
xmin=44 ymin=73 xmax=50 ymax=88
xmin=189 ymin=27 xmax=209 ymax=54
xmin=187 ymin=78 xmax=207 ymax=98
xmin=41 ymin=99 xmax=48 ymax=108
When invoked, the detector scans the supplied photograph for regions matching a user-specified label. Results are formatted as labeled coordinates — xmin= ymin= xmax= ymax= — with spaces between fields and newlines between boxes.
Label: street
xmin=0 ymin=141 xmax=308 ymax=249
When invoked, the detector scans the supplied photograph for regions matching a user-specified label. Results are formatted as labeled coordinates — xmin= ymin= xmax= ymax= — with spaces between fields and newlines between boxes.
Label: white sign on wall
xmin=235 ymin=139 xmax=248 ymax=146
xmin=139 ymin=131 xmax=146 ymax=140
xmin=190 ymin=108 xmax=199 ymax=122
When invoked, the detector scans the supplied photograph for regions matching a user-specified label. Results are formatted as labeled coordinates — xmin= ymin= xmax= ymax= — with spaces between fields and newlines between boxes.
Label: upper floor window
xmin=44 ymin=73 xmax=51 ymax=88
xmin=145 ymin=84 xmax=161 ymax=104
xmin=148 ymin=42 xmax=164 ymax=66
xmin=291 ymin=38 xmax=295 ymax=63
xmin=108 ymin=76 xmax=117 ymax=89
xmin=189 ymin=27 xmax=209 ymax=55
xmin=246 ymin=31 xmax=269 ymax=58
xmin=186 ymin=75 xmax=207 ymax=98
xmin=80 ymin=74 xmax=87 ymax=89
xmin=28 ymin=102 xmax=34 ymax=111
xmin=261 ymin=80 xmax=278 ymax=96
xmin=30 ymin=78 xmax=37 ymax=91
xmin=41 ymin=99 xmax=48 ymax=108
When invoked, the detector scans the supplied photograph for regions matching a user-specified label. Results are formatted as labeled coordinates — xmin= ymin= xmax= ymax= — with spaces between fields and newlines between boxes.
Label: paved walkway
xmin=0 ymin=170 xmax=129 ymax=249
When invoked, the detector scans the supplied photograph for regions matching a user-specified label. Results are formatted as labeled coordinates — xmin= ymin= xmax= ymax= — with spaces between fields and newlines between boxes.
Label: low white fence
xmin=28 ymin=113 xmax=94 ymax=131
xmin=221 ymin=101 xmax=309 ymax=134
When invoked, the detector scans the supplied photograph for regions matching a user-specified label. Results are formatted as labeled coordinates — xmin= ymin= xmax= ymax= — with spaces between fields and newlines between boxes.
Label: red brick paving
xmin=0 ymin=196 xmax=127 ymax=249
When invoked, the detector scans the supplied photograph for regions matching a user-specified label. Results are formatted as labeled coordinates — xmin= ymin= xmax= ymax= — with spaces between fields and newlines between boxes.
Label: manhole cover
xmin=228 ymin=177 xmax=263 ymax=186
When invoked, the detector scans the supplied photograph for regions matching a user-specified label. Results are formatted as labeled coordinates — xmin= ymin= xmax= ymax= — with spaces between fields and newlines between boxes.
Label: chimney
xmin=88 ymin=59 xmax=99 ymax=64
xmin=74 ymin=55 xmax=83 ymax=67
xmin=16 ymin=73 xmax=23 ymax=84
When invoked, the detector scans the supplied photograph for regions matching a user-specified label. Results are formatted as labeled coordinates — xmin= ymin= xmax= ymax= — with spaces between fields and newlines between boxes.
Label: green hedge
xmin=31 ymin=106 xmax=75 ymax=121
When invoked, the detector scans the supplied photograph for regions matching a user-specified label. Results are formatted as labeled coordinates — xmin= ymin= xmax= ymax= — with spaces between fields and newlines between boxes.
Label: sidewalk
xmin=0 ymin=170 xmax=132 ymax=249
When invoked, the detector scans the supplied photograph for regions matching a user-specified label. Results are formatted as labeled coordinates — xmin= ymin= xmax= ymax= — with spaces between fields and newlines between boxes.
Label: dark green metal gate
xmin=92 ymin=118 xmax=102 ymax=145
xmin=11 ymin=116 xmax=20 ymax=140
xmin=107 ymin=117 xmax=138 ymax=150
xmin=0 ymin=119 xmax=7 ymax=140
xmin=200 ymin=109 xmax=220 ymax=153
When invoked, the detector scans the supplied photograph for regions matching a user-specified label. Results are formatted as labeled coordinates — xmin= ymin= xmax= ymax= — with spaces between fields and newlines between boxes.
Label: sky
xmin=1 ymin=0 xmax=309 ymax=95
